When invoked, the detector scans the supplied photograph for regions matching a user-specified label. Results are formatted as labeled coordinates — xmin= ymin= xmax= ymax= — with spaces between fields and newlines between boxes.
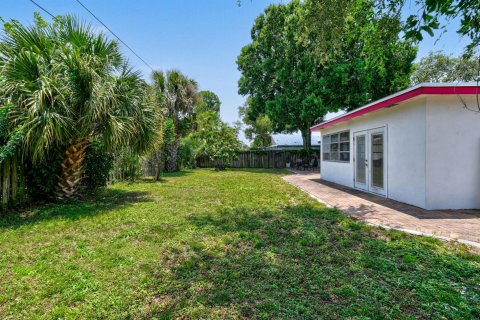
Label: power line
xmin=74 ymin=0 xmax=154 ymax=72
xmin=29 ymin=0 xmax=55 ymax=18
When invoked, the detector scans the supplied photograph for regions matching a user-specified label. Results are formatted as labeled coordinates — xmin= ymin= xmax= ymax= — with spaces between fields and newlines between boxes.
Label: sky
xmin=1 ymin=0 xmax=471 ymax=141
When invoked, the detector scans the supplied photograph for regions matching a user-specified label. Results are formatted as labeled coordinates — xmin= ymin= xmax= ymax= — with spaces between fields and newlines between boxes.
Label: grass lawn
xmin=0 ymin=169 xmax=479 ymax=319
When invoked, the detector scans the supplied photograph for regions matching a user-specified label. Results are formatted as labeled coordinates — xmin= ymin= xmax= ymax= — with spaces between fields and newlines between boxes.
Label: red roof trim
xmin=311 ymin=85 xmax=479 ymax=131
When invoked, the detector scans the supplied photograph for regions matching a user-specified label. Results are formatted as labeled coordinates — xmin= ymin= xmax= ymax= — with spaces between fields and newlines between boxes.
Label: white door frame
xmin=353 ymin=130 xmax=369 ymax=191
xmin=353 ymin=126 xmax=388 ymax=197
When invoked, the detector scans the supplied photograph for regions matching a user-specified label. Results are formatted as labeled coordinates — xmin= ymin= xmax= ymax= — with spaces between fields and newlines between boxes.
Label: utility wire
xmin=74 ymin=0 xmax=154 ymax=72
xmin=29 ymin=0 xmax=55 ymax=18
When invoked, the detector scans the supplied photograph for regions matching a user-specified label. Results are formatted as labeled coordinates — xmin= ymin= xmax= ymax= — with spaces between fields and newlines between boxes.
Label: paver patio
xmin=284 ymin=171 xmax=480 ymax=247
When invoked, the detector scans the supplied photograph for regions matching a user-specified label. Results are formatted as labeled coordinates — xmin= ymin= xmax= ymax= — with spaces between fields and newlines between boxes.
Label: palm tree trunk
xmin=54 ymin=139 xmax=89 ymax=199
xmin=166 ymin=138 xmax=180 ymax=172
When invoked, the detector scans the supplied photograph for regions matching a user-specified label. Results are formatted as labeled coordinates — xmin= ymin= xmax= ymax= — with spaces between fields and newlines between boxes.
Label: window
xmin=322 ymin=130 xmax=350 ymax=162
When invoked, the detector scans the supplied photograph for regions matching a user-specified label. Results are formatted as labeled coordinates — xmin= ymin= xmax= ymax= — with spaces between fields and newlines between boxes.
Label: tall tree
xmin=237 ymin=0 xmax=416 ymax=148
xmin=151 ymin=70 xmax=200 ymax=172
xmin=238 ymin=1 xmax=322 ymax=148
xmin=197 ymin=90 xmax=221 ymax=114
xmin=411 ymin=51 xmax=480 ymax=84
xmin=0 ymin=14 xmax=160 ymax=198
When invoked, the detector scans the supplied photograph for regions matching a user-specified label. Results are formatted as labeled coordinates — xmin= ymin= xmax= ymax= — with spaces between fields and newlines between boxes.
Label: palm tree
xmin=0 ymin=15 xmax=160 ymax=198
xmin=151 ymin=70 xmax=199 ymax=172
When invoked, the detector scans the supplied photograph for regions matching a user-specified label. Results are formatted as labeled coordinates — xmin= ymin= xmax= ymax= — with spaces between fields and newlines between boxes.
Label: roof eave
xmin=311 ymin=83 xmax=479 ymax=132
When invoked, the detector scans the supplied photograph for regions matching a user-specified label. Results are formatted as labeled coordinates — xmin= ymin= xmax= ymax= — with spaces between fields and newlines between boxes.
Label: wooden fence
xmin=196 ymin=150 xmax=319 ymax=169
xmin=0 ymin=158 xmax=26 ymax=210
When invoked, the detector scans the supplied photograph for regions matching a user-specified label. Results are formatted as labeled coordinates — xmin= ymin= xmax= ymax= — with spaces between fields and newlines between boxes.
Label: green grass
xmin=0 ymin=169 xmax=479 ymax=319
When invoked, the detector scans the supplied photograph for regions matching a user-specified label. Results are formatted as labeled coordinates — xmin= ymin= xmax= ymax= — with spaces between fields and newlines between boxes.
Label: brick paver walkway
xmin=284 ymin=171 xmax=480 ymax=247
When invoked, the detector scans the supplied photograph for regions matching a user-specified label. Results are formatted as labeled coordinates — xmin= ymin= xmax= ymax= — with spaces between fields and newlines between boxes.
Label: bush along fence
xmin=196 ymin=150 xmax=319 ymax=169
xmin=0 ymin=158 xmax=26 ymax=210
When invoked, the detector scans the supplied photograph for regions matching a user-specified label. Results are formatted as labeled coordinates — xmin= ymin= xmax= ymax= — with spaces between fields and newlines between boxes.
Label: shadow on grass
xmin=0 ymin=188 xmax=152 ymax=230
xmin=144 ymin=205 xmax=480 ymax=319
xmin=228 ymin=168 xmax=288 ymax=175
xmin=139 ymin=170 xmax=195 ymax=184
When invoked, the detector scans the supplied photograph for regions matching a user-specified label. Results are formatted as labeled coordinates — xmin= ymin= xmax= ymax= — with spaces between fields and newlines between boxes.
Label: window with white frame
xmin=322 ymin=131 xmax=350 ymax=162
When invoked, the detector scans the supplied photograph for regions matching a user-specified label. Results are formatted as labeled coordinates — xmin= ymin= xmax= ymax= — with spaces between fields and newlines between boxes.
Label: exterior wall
xmin=425 ymin=95 xmax=480 ymax=209
xmin=320 ymin=121 xmax=354 ymax=187
xmin=320 ymin=97 xmax=428 ymax=208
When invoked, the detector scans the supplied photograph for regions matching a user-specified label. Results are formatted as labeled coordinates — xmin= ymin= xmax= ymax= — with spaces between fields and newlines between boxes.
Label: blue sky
xmin=1 ymin=0 xmax=470 ymax=135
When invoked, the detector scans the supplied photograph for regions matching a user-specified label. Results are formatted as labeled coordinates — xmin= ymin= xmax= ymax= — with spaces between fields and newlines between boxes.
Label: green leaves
xmin=239 ymin=100 xmax=273 ymax=148
xmin=150 ymin=69 xmax=200 ymax=172
xmin=410 ymin=51 xmax=480 ymax=84
xmin=0 ymin=14 xmax=159 ymax=163
xmin=83 ymin=140 xmax=114 ymax=189
xmin=192 ymin=111 xmax=241 ymax=170
xmin=197 ymin=91 xmax=221 ymax=114
xmin=402 ymin=0 xmax=480 ymax=55
xmin=238 ymin=0 xmax=416 ymax=148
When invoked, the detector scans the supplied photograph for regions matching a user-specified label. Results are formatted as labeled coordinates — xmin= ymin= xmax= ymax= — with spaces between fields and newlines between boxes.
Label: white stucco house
xmin=311 ymin=83 xmax=480 ymax=210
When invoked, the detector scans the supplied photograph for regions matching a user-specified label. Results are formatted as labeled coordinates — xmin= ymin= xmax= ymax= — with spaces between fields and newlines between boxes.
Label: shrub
xmin=178 ymin=137 xmax=199 ymax=169
xmin=24 ymin=146 xmax=63 ymax=201
xmin=83 ymin=141 xmax=114 ymax=189
xmin=112 ymin=149 xmax=144 ymax=181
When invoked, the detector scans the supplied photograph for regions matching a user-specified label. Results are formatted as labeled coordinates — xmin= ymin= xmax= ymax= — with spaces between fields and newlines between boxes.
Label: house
xmin=311 ymin=83 xmax=480 ymax=210
xmin=267 ymin=133 xmax=320 ymax=150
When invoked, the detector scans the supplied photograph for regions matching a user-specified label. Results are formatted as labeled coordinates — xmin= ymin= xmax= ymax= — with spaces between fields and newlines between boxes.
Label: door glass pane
xmin=371 ymin=133 xmax=384 ymax=188
xmin=355 ymin=135 xmax=366 ymax=184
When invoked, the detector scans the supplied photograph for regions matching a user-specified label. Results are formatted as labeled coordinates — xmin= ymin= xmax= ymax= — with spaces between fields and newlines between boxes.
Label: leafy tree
xmin=151 ymin=70 xmax=200 ymax=172
xmin=411 ymin=51 xmax=480 ymax=84
xmin=197 ymin=90 xmax=221 ymax=114
xmin=238 ymin=101 xmax=273 ymax=148
xmin=0 ymin=14 xmax=160 ymax=198
xmin=193 ymin=112 xmax=241 ymax=170
xmin=238 ymin=0 xmax=415 ymax=148
xmin=238 ymin=1 xmax=321 ymax=148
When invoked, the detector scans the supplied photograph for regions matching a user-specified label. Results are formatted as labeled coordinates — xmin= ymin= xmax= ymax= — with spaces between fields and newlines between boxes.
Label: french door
xmin=354 ymin=127 xmax=387 ymax=196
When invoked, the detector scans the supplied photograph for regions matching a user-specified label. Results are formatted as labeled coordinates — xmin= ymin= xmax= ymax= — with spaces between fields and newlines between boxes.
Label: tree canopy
xmin=197 ymin=90 xmax=221 ymax=114
xmin=245 ymin=0 xmax=479 ymax=55
xmin=411 ymin=51 xmax=480 ymax=84
xmin=237 ymin=0 xmax=416 ymax=148
xmin=0 ymin=14 xmax=158 ymax=161
xmin=0 ymin=14 xmax=160 ymax=197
